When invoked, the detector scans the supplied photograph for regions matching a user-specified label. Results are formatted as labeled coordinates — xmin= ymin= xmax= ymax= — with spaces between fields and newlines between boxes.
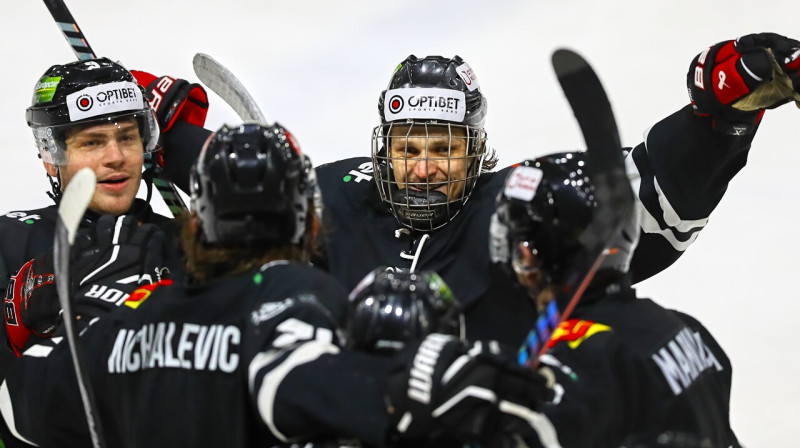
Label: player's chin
xmin=90 ymin=189 xmax=138 ymax=216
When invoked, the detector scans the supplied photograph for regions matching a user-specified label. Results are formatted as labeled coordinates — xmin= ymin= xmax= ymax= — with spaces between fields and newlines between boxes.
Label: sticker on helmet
xmin=504 ymin=166 xmax=544 ymax=201
xmin=456 ymin=62 xmax=480 ymax=92
xmin=33 ymin=76 xmax=62 ymax=104
xmin=384 ymin=87 xmax=466 ymax=122
xmin=427 ymin=272 xmax=454 ymax=303
xmin=66 ymin=81 xmax=144 ymax=122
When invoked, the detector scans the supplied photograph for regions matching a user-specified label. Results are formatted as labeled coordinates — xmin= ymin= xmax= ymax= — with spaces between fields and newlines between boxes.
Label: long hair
xmin=180 ymin=204 xmax=319 ymax=284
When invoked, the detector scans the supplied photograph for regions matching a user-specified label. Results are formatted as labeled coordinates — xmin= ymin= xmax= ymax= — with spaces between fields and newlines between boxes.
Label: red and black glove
xmin=3 ymin=256 xmax=59 ymax=356
xmin=2 ymin=215 xmax=171 ymax=357
xmin=688 ymin=32 xmax=800 ymax=135
xmin=131 ymin=70 xmax=209 ymax=134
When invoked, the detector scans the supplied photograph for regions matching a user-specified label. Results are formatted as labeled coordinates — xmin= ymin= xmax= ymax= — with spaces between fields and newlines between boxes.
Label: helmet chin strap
xmin=142 ymin=164 xmax=155 ymax=204
xmin=46 ymin=166 xmax=63 ymax=204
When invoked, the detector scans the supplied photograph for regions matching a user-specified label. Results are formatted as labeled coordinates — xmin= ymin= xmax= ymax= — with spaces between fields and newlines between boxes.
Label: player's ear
xmin=43 ymin=161 xmax=58 ymax=178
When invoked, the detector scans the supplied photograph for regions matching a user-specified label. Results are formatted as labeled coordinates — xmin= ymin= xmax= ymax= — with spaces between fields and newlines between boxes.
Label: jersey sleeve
xmin=0 ymin=337 xmax=90 ymax=447
xmin=160 ymin=121 xmax=213 ymax=193
xmin=627 ymin=105 xmax=757 ymax=282
xmin=526 ymin=336 xmax=625 ymax=448
xmin=244 ymin=279 xmax=392 ymax=446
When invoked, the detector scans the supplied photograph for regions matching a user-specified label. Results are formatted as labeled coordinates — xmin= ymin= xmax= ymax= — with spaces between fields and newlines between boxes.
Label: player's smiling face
xmin=388 ymin=124 xmax=468 ymax=201
xmin=48 ymin=118 xmax=144 ymax=215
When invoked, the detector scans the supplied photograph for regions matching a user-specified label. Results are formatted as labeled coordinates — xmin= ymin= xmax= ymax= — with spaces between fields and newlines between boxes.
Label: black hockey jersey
xmin=0 ymin=200 xmax=177 ymax=379
xmin=526 ymin=282 xmax=739 ymax=448
xmin=316 ymin=105 xmax=757 ymax=346
xmin=0 ymin=262 xmax=394 ymax=447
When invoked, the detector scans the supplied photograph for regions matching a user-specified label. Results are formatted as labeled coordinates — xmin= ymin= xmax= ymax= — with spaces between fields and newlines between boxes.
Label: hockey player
xmin=491 ymin=151 xmax=740 ymax=448
xmin=0 ymin=58 xmax=209 ymax=369
xmin=0 ymin=123 xmax=554 ymax=447
xmin=315 ymin=32 xmax=800 ymax=348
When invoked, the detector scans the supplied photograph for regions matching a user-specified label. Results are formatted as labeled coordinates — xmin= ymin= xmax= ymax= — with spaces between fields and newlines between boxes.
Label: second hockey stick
xmin=42 ymin=0 xmax=188 ymax=218
xmin=192 ymin=53 xmax=268 ymax=123
xmin=53 ymin=167 xmax=107 ymax=448
xmin=519 ymin=49 xmax=634 ymax=370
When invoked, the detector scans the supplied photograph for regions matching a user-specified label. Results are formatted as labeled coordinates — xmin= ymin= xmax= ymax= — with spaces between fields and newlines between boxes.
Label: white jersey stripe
xmin=0 ymin=381 xmax=39 ymax=446
xmin=255 ymin=341 xmax=339 ymax=442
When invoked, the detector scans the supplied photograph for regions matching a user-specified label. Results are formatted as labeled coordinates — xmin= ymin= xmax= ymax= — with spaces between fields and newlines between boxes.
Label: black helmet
xmin=371 ymin=55 xmax=492 ymax=231
xmin=490 ymin=152 xmax=639 ymax=297
xmin=346 ymin=268 xmax=464 ymax=354
xmin=190 ymin=122 xmax=318 ymax=247
xmin=26 ymin=57 xmax=159 ymax=166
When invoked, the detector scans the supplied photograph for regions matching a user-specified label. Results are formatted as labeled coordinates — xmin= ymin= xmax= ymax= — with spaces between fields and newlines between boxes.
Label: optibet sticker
xmin=66 ymin=81 xmax=144 ymax=121
xmin=456 ymin=62 xmax=480 ymax=92
xmin=33 ymin=76 xmax=62 ymax=104
xmin=504 ymin=166 xmax=543 ymax=201
xmin=384 ymin=87 xmax=466 ymax=122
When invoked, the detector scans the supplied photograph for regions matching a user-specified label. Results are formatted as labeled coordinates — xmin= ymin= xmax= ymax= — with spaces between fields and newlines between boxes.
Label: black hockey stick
xmin=53 ymin=167 xmax=107 ymax=448
xmin=42 ymin=0 xmax=188 ymax=217
xmin=520 ymin=49 xmax=634 ymax=370
xmin=192 ymin=53 xmax=268 ymax=123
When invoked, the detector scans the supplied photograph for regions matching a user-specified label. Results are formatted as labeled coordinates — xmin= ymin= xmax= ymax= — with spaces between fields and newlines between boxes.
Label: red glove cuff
xmin=4 ymin=260 xmax=36 ymax=357
xmin=131 ymin=70 xmax=210 ymax=132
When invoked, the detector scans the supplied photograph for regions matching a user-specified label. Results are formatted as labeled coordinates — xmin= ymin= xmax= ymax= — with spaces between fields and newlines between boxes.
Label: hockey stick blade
xmin=54 ymin=167 xmax=107 ymax=448
xmin=192 ymin=53 xmax=267 ymax=123
xmin=525 ymin=49 xmax=634 ymax=369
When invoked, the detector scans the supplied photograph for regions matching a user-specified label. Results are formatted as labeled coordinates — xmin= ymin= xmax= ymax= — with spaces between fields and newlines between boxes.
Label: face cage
xmin=31 ymin=108 xmax=160 ymax=166
xmin=371 ymin=122 xmax=487 ymax=232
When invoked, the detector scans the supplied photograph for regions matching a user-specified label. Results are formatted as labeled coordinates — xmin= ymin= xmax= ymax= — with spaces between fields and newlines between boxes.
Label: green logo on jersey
xmin=253 ymin=272 xmax=263 ymax=285
xmin=343 ymin=175 xmax=352 ymax=182
xmin=33 ymin=76 xmax=61 ymax=104
xmin=427 ymin=272 xmax=455 ymax=304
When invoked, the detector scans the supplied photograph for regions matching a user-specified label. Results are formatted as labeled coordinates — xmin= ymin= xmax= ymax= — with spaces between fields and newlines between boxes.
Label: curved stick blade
xmin=192 ymin=53 xmax=267 ymax=123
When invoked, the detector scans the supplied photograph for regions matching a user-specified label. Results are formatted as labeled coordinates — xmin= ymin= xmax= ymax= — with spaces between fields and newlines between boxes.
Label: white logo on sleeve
xmin=66 ymin=81 xmax=144 ymax=121
xmin=384 ymin=88 xmax=466 ymax=122
xmin=504 ymin=166 xmax=544 ymax=201
xmin=456 ymin=62 xmax=480 ymax=92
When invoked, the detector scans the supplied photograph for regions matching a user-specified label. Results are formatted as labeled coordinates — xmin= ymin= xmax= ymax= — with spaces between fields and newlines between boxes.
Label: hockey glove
xmin=688 ymin=32 xmax=800 ymax=135
xmin=131 ymin=70 xmax=209 ymax=134
xmin=386 ymin=334 xmax=555 ymax=446
xmin=70 ymin=214 xmax=170 ymax=319
xmin=3 ymin=256 xmax=60 ymax=356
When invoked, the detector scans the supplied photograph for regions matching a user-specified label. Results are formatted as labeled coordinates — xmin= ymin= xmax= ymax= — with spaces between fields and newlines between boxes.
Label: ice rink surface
xmin=1 ymin=1 xmax=798 ymax=445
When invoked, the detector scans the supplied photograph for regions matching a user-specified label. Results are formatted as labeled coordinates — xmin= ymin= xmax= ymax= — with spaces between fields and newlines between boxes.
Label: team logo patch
xmin=504 ymin=166 xmax=544 ymax=201
xmin=124 ymin=279 xmax=173 ymax=309
xmin=66 ymin=80 xmax=144 ymax=121
xmin=547 ymin=319 xmax=611 ymax=349
xmin=383 ymin=87 xmax=466 ymax=122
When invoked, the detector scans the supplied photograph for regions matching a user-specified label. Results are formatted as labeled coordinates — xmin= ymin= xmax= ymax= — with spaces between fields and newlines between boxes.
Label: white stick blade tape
xmin=58 ymin=167 xmax=96 ymax=244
